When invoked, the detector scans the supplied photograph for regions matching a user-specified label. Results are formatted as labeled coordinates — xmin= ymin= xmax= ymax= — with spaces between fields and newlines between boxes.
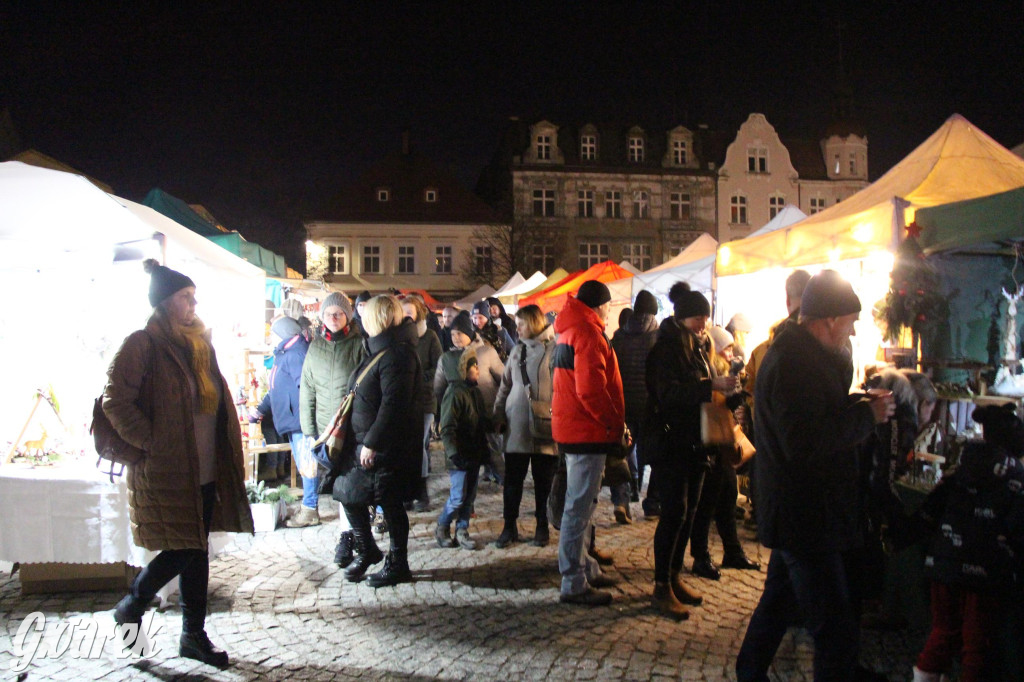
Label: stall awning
xmin=917 ymin=185 xmax=1024 ymax=255
xmin=207 ymin=232 xmax=287 ymax=277
xmin=519 ymin=260 xmax=635 ymax=314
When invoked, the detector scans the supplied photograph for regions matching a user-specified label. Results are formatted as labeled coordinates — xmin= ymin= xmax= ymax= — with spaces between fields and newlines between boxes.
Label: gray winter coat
xmin=494 ymin=324 xmax=556 ymax=455
xmin=433 ymin=335 xmax=503 ymax=412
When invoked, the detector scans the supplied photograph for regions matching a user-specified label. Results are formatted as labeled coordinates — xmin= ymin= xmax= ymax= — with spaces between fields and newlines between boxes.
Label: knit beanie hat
xmin=673 ymin=290 xmax=711 ymax=319
xmin=451 ymin=310 xmax=476 ymax=340
xmin=726 ymin=312 xmax=753 ymax=333
xmin=972 ymin=403 xmax=1024 ymax=454
xmin=634 ymin=289 xmax=658 ymax=316
xmin=800 ymin=270 xmax=861 ymax=319
xmin=471 ymin=300 xmax=490 ymax=317
xmin=354 ymin=290 xmax=372 ymax=306
xmin=144 ymin=258 xmax=195 ymax=307
xmin=271 ymin=316 xmax=302 ymax=340
xmin=577 ymin=280 xmax=611 ymax=308
xmin=281 ymin=298 xmax=305 ymax=320
xmin=708 ymin=326 xmax=734 ymax=351
xmin=320 ymin=292 xmax=354 ymax=322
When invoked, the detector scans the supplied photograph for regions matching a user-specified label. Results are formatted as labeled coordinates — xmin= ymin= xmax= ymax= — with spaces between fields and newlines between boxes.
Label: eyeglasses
xmin=323 ymin=312 xmax=347 ymax=319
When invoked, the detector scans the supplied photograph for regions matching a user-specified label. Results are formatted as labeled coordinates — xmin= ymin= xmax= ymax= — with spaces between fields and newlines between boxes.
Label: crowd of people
xmin=100 ymin=259 xmax=1024 ymax=679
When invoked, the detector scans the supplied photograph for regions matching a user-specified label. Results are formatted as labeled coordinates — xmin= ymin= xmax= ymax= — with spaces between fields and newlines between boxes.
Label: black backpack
xmin=91 ymin=333 xmax=153 ymax=482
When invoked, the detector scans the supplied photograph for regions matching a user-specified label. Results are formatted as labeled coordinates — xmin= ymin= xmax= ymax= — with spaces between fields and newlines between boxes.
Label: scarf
xmin=159 ymin=313 xmax=219 ymax=415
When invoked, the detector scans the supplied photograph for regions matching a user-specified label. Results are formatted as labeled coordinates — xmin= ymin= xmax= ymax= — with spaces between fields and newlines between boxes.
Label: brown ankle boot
xmin=652 ymin=582 xmax=689 ymax=620
xmin=671 ymin=573 xmax=703 ymax=606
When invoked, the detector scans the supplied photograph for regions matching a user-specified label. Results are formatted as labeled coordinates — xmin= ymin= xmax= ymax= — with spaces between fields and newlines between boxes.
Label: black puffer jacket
xmin=753 ymin=322 xmax=876 ymax=553
xmin=918 ymin=442 xmax=1024 ymax=591
xmin=612 ymin=312 xmax=659 ymax=424
xmin=644 ymin=316 xmax=712 ymax=463
xmin=338 ymin=318 xmax=423 ymax=505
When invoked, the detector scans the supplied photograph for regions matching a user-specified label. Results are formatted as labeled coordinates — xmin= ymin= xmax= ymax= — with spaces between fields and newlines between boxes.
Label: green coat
xmin=300 ymin=323 xmax=367 ymax=437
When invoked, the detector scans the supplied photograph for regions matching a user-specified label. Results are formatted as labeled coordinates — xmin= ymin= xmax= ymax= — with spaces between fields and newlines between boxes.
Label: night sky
xmin=3 ymin=2 xmax=1022 ymax=271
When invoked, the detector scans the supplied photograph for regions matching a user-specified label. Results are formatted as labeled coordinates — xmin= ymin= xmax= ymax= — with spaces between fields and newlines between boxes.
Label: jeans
xmin=129 ymin=482 xmax=215 ymax=633
xmin=438 ymin=466 xmax=480 ymax=530
xmin=421 ymin=413 xmax=434 ymax=478
xmin=503 ymin=452 xmax=557 ymax=523
xmin=689 ymin=458 xmax=743 ymax=561
xmin=736 ymin=548 xmax=858 ymax=682
xmin=652 ymin=457 xmax=706 ymax=582
xmin=558 ymin=453 xmax=606 ymax=595
xmin=289 ymin=431 xmax=321 ymax=509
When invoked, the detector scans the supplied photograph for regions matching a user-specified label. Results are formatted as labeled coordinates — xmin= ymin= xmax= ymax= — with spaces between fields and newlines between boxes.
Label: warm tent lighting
xmin=852 ymin=222 xmax=875 ymax=243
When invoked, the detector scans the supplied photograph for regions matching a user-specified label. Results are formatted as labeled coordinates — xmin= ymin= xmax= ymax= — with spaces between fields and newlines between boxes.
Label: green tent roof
xmin=143 ymin=188 xmax=222 ymax=237
xmin=207 ymin=232 xmax=287 ymax=277
xmin=917 ymin=185 xmax=1024 ymax=255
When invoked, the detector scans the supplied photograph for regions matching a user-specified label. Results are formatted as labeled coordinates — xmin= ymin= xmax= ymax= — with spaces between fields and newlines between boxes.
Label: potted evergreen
xmin=245 ymin=481 xmax=295 ymax=532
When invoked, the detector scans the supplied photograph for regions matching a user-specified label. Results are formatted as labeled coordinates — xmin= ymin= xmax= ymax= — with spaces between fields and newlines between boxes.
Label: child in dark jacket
xmin=435 ymin=349 xmax=491 ymax=550
xmin=912 ymin=403 xmax=1024 ymax=682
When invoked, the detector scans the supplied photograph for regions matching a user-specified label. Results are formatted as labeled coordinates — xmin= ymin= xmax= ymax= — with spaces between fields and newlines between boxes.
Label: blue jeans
xmin=736 ymin=548 xmax=858 ymax=682
xmin=558 ymin=453 xmax=606 ymax=596
xmin=289 ymin=432 xmax=321 ymax=509
xmin=421 ymin=413 xmax=434 ymax=477
xmin=438 ymin=466 xmax=480 ymax=530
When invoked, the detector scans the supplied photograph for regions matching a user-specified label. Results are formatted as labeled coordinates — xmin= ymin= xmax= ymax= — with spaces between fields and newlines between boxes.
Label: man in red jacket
xmin=553 ymin=280 xmax=627 ymax=605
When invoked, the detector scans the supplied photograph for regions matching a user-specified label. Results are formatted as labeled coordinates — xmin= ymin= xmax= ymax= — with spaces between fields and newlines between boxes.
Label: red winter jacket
xmin=551 ymin=295 xmax=625 ymax=453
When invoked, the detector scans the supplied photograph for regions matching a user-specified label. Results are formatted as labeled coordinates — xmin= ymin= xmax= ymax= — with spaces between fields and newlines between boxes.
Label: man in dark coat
xmin=736 ymin=270 xmax=895 ymax=682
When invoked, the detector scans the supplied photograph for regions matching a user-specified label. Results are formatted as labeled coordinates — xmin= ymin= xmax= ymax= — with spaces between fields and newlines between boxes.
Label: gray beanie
xmin=271 ymin=316 xmax=302 ymax=340
xmin=634 ymin=289 xmax=658 ymax=316
xmin=281 ymin=298 xmax=305 ymax=320
xmin=800 ymin=270 xmax=861 ymax=319
xmin=576 ymin=280 xmax=611 ymax=308
xmin=320 ymin=292 xmax=354 ymax=321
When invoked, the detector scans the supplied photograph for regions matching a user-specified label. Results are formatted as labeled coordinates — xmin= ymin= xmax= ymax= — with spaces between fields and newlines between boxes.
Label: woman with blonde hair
xmin=105 ymin=259 xmax=252 ymax=667
xmin=333 ymin=295 xmax=422 ymax=587
xmin=493 ymin=304 xmax=558 ymax=547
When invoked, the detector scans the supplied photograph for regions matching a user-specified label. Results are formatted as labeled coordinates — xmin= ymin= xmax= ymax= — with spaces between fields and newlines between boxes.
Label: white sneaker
xmin=286 ymin=506 xmax=320 ymax=528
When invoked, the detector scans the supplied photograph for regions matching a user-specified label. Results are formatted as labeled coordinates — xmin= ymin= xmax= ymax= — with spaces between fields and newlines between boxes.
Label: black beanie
xmin=355 ymin=290 xmax=372 ymax=305
xmin=144 ymin=258 xmax=195 ymax=308
xmin=673 ymin=290 xmax=710 ymax=319
xmin=634 ymin=289 xmax=658 ymax=316
xmin=972 ymin=403 xmax=1024 ymax=454
xmin=576 ymin=280 xmax=611 ymax=308
xmin=800 ymin=270 xmax=861 ymax=319
xmin=451 ymin=310 xmax=476 ymax=340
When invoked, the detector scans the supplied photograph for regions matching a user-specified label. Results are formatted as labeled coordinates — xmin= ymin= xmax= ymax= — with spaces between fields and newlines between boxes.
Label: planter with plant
xmin=245 ymin=481 xmax=295 ymax=532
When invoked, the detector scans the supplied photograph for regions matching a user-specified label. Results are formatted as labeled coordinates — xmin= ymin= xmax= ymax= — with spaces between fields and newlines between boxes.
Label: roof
xmin=780 ymin=137 xmax=829 ymax=180
xmin=917 ymin=185 xmax=1024 ymax=254
xmin=324 ymin=149 xmax=503 ymax=224
xmin=519 ymin=260 xmax=635 ymax=314
xmin=10 ymin=149 xmax=113 ymax=193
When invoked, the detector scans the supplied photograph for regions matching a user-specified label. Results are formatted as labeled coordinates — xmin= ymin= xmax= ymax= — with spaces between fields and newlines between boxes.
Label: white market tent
xmin=714 ymin=114 xmax=1024 ymax=383
xmin=617 ymin=260 xmax=643 ymax=276
xmin=454 ymin=283 xmax=497 ymax=310
xmin=497 ymin=271 xmax=547 ymax=304
xmin=492 ymin=271 xmax=526 ymax=297
xmin=746 ymin=204 xmax=807 ymax=238
xmin=0 ymin=161 xmax=265 ymax=451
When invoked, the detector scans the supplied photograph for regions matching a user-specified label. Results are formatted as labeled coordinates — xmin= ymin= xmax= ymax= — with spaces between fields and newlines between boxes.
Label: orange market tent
xmin=519 ymin=260 xmax=635 ymax=314
xmin=399 ymin=289 xmax=444 ymax=312
xmin=514 ymin=268 xmax=570 ymax=300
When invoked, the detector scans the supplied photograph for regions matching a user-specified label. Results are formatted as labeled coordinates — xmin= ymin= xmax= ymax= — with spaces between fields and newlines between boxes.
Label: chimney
xmin=402 ymin=130 xmax=410 ymax=155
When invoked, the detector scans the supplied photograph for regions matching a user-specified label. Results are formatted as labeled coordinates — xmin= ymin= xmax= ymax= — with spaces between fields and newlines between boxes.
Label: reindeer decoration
xmin=993 ymin=284 xmax=1024 ymax=395
xmin=21 ymin=426 xmax=48 ymax=458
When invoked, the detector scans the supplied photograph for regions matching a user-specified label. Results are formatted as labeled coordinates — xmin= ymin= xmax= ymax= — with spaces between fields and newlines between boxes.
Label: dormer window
xmin=536 ymin=135 xmax=552 ymax=160
xmin=424 ymin=188 xmax=438 ymax=203
xmin=581 ymin=134 xmax=597 ymax=161
xmin=747 ymin=148 xmax=768 ymax=173
xmin=628 ymin=136 xmax=644 ymax=163
xmin=673 ymin=139 xmax=688 ymax=165
xmin=377 ymin=188 xmax=390 ymax=202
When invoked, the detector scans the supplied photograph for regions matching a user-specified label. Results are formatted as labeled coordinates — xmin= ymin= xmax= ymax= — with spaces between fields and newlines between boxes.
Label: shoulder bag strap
xmin=517 ymin=343 xmax=536 ymax=401
xmin=353 ymin=349 xmax=388 ymax=390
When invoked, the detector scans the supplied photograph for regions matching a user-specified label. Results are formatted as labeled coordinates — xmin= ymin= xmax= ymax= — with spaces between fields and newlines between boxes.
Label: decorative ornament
xmin=874 ymin=236 xmax=947 ymax=347
xmin=906 ymin=220 xmax=922 ymax=238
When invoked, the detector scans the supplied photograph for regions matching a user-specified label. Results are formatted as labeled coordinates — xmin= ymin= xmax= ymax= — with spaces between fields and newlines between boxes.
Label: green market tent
xmin=207 ymin=232 xmax=287 ymax=277
xmin=917 ymin=185 xmax=1024 ymax=255
xmin=143 ymin=188 xmax=222 ymax=237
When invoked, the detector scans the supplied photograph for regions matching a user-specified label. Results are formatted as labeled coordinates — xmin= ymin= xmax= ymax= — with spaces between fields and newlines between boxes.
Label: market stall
xmin=518 ymin=260 xmax=634 ymax=316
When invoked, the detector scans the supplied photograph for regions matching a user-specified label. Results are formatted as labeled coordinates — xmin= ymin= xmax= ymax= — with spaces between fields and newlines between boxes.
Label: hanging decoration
xmin=875 ymin=231 xmax=948 ymax=348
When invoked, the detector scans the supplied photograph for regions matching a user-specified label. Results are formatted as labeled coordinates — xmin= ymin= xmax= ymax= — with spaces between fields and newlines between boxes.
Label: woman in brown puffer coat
xmin=103 ymin=259 xmax=253 ymax=668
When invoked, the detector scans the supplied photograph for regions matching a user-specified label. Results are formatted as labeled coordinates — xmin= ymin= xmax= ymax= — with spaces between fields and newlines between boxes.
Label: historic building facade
xmin=305 ymin=139 xmax=506 ymax=299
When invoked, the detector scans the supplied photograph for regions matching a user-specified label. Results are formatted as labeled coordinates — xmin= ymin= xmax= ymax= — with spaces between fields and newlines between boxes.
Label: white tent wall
xmin=454 ymin=284 xmax=497 ymax=310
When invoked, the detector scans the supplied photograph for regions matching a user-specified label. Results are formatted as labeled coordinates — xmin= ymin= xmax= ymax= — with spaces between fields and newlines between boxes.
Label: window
xmin=327 ymin=244 xmax=347 ymax=274
xmin=809 ymin=197 xmax=826 ymax=215
xmin=532 ymin=244 xmax=554 ymax=273
xmin=849 ymin=153 xmax=857 ymax=175
xmin=579 ymin=242 xmax=609 ymax=269
xmin=577 ymin=190 xmax=594 ymax=217
xmin=376 ymin=188 xmax=389 ymax=202
xmin=475 ymin=246 xmax=492 ymax=276
xmin=434 ymin=245 xmax=452 ymax=274
xmin=669 ymin=192 xmax=691 ymax=220
xmin=628 ymin=136 xmax=644 ymax=163
xmin=580 ymin=134 xmax=596 ymax=161
xmin=747 ymin=147 xmax=768 ymax=173
xmin=623 ymin=243 xmax=652 ymax=270
xmin=532 ymin=189 xmax=555 ymax=217
xmin=632 ymin=191 xmax=650 ymax=219
xmin=362 ymin=245 xmax=381 ymax=274
xmin=673 ymin=139 xmax=688 ymax=165
xmin=769 ymin=194 xmax=785 ymax=219
xmin=604 ymin=191 xmax=622 ymax=218
xmin=536 ymin=135 xmax=551 ymax=160
xmin=834 ymin=153 xmax=841 ymax=175
xmin=397 ymin=245 xmax=415 ymax=274
xmin=424 ymin=189 xmax=437 ymax=202
xmin=730 ymin=195 xmax=747 ymax=224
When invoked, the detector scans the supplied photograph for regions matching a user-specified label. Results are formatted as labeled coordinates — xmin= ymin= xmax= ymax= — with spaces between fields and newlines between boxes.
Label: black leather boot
xmin=334 ymin=530 xmax=354 ymax=568
xmin=179 ymin=630 xmax=229 ymax=668
xmin=344 ymin=527 xmax=384 ymax=582
xmin=494 ymin=520 xmax=519 ymax=548
xmin=366 ymin=548 xmax=412 ymax=588
xmin=113 ymin=594 xmax=147 ymax=647
xmin=531 ymin=522 xmax=550 ymax=547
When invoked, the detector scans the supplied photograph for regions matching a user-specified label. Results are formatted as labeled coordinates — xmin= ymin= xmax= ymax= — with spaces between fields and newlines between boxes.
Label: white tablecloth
xmin=0 ymin=463 xmax=148 ymax=566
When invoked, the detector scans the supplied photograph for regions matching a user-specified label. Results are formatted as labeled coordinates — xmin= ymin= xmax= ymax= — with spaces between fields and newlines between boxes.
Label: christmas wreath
xmin=875 ymin=229 xmax=947 ymax=344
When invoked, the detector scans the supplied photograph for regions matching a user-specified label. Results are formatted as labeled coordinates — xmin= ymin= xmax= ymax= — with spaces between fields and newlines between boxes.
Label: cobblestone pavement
xmin=1 ymin=448 xmax=924 ymax=681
